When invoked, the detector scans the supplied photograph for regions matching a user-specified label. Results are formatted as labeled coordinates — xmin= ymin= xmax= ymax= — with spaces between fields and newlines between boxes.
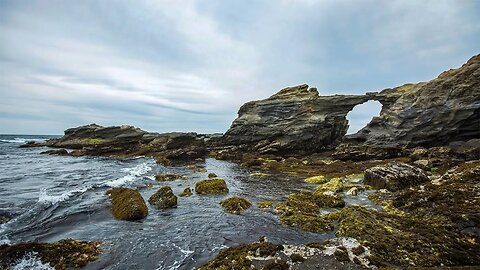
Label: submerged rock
xmin=40 ymin=149 xmax=68 ymax=155
xmin=207 ymin=173 xmax=217 ymax=178
xmin=148 ymin=186 xmax=177 ymax=209
xmin=179 ymin=187 xmax=193 ymax=197
xmin=195 ymin=179 xmax=229 ymax=195
xmin=364 ymin=162 xmax=428 ymax=191
xmin=220 ymin=196 xmax=252 ymax=214
xmin=106 ymin=188 xmax=148 ymax=221
xmin=0 ymin=239 xmax=101 ymax=269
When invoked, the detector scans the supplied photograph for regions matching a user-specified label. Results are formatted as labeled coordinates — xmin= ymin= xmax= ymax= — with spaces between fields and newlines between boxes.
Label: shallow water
xmin=0 ymin=135 xmax=344 ymax=270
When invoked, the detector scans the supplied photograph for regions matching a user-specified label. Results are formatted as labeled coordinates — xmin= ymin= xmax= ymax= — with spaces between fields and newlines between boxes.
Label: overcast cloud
xmin=1 ymin=0 xmax=479 ymax=134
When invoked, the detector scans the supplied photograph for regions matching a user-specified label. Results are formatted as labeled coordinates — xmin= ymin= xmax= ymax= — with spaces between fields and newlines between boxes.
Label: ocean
xmin=0 ymin=134 xmax=332 ymax=270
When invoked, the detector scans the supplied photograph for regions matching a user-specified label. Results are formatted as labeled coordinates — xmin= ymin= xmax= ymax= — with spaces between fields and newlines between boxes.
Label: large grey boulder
xmin=364 ymin=162 xmax=429 ymax=191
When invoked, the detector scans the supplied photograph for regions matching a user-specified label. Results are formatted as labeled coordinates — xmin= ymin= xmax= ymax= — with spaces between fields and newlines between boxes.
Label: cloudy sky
xmin=1 ymin=0 xmax=479 ymax=135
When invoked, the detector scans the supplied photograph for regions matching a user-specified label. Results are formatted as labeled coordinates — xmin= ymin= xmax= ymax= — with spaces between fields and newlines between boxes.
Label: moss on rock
xmin=208 ymin=172 xmax=218 ymax=178
xmin=81 ymin=138 xmax=110 ymax=145
xmin=220 ymin=197 xmax=252 ymax=214
xmin=257 ymin=201 xmax=273 ymax=209
xmin=0 ymin=239 xmax=101 ymax=269
xmin=195 ymin=179 xmax=229 ymax=195
xmin=106 ymin=188 xmax=148 ymax=221
xmin=148 ymin=186 xmax=177 ymax=209
xmin=304 ymin=175 xmax=327 ymax=184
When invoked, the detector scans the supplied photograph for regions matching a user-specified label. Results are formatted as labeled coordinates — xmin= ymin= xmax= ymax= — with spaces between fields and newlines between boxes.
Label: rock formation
xmin=218 ymin=54 xmax=480 ymax=158
xmin=220 ymin=84 xmax=370 ymax=154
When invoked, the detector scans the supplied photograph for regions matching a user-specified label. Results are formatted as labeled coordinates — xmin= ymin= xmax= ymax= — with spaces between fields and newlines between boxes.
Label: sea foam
xmin=38 ymin=186 xmax=90 ymax=205
xmin=12 ymin=252 xmax=54 ymax=270
xmin=104 ymin=162 xmax=152 ymax=187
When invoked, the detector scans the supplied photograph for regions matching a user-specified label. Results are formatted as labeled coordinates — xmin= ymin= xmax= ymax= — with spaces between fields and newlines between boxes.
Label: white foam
xmin=0 ymin=138 xmax=46 ymax=143
xmin=0 ymin=234 xmax=11 ymax=245
xmin=38 ymin=186 xmax=90 ymax=204
xmin=12 ymin=252 xmax=54 ymax=270
xmin=105 ymin=163 xmax=152 ymax=187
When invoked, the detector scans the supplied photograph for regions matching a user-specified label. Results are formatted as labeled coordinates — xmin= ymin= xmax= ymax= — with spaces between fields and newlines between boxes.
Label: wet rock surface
xmin=148 ymin=186 xmax=178 ymax=209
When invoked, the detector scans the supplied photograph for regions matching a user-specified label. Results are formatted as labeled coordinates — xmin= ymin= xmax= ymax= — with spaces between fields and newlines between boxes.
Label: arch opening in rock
xmin=346 ymin=100 xmax=382 ymax=135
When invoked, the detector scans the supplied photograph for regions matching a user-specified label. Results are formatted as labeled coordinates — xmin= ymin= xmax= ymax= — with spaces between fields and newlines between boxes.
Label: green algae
xmin=257 ymin=200 xmax=273 ymax=209
xmin=81 ymin=138 xmax=110 ymax=145
xmin=207 ymin=173 xmax=218 ymax=178
xmin=220 ymin=196 xmax=252 ymax=214
xmin=106 ymin=188 xmax=148 ymax=221
xmin=148 ymin=186 xmax=177 ymax=209
xmin=195 ymin=179 xmax=229 ymax=195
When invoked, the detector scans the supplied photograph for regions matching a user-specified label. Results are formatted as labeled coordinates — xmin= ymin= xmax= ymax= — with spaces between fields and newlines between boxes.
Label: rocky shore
xmin=8 ymin=54 xmax=480 ymax=269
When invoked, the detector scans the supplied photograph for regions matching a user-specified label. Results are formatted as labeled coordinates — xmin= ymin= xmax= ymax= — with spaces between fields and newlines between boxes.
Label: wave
xmin=12 ymin=252 xmax=54 ymax=270
xmin=0 ymin=137 xmax=47 ymax=143
xmin=104 ymin=162 xmax=152 ymax=187
xmin=37 ymin=186 xmax=91 ymax=205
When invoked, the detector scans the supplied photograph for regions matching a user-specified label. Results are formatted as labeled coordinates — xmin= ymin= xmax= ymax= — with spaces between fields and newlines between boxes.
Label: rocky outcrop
xmin=217 ymin=54 xmax=480 ymax=157
xmin=220 ymin=84 xmax=370 ymax=155
xmin=148 ymin=186 xmax=177 ymax=209
xmin=24 ymin=123 xmax=209 ymax=162
xmin=364 ymin=162 xmax=429 ymax=191
xmin=106 ymin=188 xmax=148 ymax=221
xmin=349 ymin=55 xmax=480 ymax=147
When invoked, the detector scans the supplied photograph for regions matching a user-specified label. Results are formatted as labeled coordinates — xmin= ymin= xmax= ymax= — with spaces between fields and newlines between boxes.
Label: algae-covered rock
xmin=106 ymin=188 xmax=148 ymax=221
xmin=304 ymin=175 xmax=327 ymax=184
xmin=0 ymin=239 xmax=101 ymax=269
xmin=155 ymin=174 xmax=187 ymax=181
xmin=220 ymin=196 xmax=252 ymax=214
xmin=364 ymin=162 xmax=428 ymax=191
xmin=258 ymin=200 xmax=273 ymax=209
xmin=207 ymin=172 xmax=217 ymax=178
xmin=198 ymin=240 xmax=283 ymax=270
xmin=195 ymin=179 xmax=229 ymax=195
xmin=334 ymin=206 xmax=480 ymax=267
xmin=315 ymin=177 xmax=345 ymax=193
xmin=179 ymin=187 xmax=193 ymax=197
xmin=148 ymin=186 xmax=177 ymax=209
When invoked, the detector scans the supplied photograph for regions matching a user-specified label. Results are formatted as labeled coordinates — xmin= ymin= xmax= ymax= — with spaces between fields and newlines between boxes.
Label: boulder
xmin=106 ymin=188 xmax=148 ymax=221
xmin=155 ymin=174 xmax=187 ymax=181
xmin=364 ymin=162 xmax=429 ymax=191
xmin=195 ymin=179 xmax=229 ymax=195
xmin=220 ymin=196 xmax=252 ymax=214
xmin=148 ymin=186 xmax=177 ymax=209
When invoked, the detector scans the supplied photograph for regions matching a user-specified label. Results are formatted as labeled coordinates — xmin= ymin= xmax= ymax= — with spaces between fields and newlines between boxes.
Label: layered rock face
xmin=220 ymin=54 xmax=480 ymax=157
xmin=348 ymin=54 xmax=480 ymax=148
xmin=221 ymin=84 xmax=370 ymax=154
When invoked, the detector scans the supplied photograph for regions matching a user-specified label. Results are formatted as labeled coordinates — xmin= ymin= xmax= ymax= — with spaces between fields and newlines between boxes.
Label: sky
xmin=0 ymin=0 xmax=479 ymax=135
